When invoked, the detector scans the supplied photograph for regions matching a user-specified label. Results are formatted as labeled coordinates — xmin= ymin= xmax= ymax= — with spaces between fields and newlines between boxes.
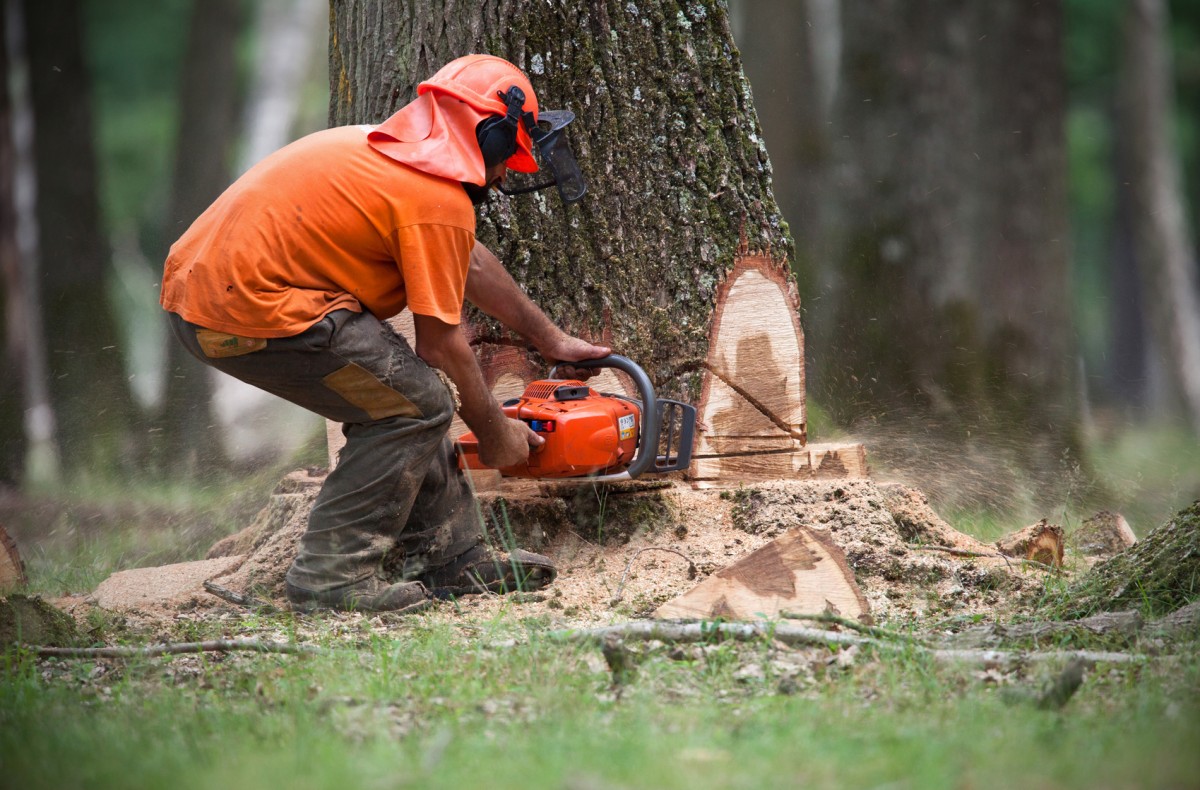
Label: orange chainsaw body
xmin=458 ymin=379 xmax=641 ymax=478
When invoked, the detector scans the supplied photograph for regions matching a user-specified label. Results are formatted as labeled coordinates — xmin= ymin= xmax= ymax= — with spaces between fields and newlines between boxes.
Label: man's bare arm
xmin=464 ymin=242 xmax=610 ymax=365
xmin=412 ymin=313 xmax=539 ymax=468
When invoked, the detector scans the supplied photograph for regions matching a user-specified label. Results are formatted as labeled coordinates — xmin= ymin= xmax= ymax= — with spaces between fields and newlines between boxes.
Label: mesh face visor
xmin=498 ymin=110 xmax=587 ymax=204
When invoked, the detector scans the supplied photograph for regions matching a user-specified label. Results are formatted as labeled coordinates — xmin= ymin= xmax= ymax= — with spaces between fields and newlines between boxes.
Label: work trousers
xmin=169 ymin=309 xmax=482 ymax=592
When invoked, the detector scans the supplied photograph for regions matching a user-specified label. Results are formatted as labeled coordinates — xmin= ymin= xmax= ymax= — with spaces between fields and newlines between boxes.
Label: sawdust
xmin=74 ymin=469 xmax=1057 ymax=631
xmin=93 ymin=556 xmax=245 ymax=612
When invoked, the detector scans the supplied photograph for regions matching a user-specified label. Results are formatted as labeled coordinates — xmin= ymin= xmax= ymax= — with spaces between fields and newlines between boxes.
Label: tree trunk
xmin=331 ymin=0 xmax=818 ymax=484
xmin=824 ymin=0 xmax=1080 ymax=507
xmin=1115 ymin=0 xmax=1200 ymax=434
xmin=155 ymin=0 xmax=244 ymax=476
xmin=23 ymin=0 xmax=135 ymax=476
xmin=1 ymin=0 xmax=59 ymax=484
xmin=0 ymin=1 xmax=26 ymax=484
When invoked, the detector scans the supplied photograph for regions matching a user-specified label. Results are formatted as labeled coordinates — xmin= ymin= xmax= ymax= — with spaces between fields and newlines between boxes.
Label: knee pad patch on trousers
xmin=322 ymin=363 xmax=423 ymax=420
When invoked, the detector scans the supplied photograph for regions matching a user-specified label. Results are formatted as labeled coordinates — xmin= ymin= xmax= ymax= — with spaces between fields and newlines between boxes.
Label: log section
xmin=654 ymin=526 xmax=869 ymax=622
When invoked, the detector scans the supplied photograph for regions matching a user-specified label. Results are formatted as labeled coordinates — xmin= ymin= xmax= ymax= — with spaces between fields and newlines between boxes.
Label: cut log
xmin=1074 ymin=510 xmax=1137 ymax=558
xmin=995 ymin=519 xmax=1064 ymax=568
xmin=0 ymin=524 xmax=27 ymax=590
xmin=653 ymin=526 xmax=869 ymax=622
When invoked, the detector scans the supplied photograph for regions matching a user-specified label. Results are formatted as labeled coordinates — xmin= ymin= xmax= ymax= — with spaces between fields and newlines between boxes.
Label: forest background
xmin=2 ymin=0 xmax=1199 ymax=550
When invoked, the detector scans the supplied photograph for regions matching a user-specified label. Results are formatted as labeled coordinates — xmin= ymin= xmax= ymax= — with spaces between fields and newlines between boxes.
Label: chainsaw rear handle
xmin=549 ymin=354 xmax=660 ymax=480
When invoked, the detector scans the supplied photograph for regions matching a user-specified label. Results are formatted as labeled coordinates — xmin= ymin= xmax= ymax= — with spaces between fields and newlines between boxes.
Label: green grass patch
xmin=2 ymin=621 xmax=1198 ymax=790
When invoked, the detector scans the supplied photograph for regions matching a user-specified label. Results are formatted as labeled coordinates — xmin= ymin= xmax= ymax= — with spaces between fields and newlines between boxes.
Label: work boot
xmin=420 ymin=545 xmax=557 ymax=597
xmin=285 ymin=575 xmax=434 ymax=614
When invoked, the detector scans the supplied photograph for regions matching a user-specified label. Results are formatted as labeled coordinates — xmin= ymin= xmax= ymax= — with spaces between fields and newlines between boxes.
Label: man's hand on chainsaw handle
xmin=478 ymin=416 xmax=543 ymax=469
xmin=465 ymin=242 xmax=610 ymax=379
xmin=412 ymin=313 xmax=543 ymax=468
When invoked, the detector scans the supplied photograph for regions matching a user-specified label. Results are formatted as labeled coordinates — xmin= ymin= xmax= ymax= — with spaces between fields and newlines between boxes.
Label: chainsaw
xmin=457 ymin=355 xmax=696 ymax=482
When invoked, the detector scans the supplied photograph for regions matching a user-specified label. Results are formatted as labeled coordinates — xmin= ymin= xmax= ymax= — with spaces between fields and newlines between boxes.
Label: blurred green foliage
xmin=83 ymin=0 xmax=190 ymax=257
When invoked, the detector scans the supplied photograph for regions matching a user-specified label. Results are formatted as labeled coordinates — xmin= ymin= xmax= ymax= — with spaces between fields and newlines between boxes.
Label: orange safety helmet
xmin=368 ymin=54 xmax=540 ymax=185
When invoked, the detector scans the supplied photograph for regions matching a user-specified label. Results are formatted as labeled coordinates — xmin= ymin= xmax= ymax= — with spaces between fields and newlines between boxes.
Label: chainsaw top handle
xmin=548 ymin=354 xmax=659 ymax=480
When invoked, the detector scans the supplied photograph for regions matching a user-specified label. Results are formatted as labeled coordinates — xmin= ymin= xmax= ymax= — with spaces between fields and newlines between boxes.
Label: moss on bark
xmin=1049 ymin=500 xmax=1200 ymax=619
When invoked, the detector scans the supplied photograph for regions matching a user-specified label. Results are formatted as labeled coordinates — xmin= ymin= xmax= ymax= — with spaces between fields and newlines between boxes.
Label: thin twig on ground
xmin=610 ymin=547 xmax=697 ymax=606
xmin=202 ymin=581 xmax=279 ymax=613
xmin=906 ymin=544 xmax=1059 ymax=573
xmin=537 ymin=621 xmax=1144 ymax=668
xmin=780 ymin=611 xmax=929 ymax=646
xmin=24 ymin=638 xmax=326 ymax=659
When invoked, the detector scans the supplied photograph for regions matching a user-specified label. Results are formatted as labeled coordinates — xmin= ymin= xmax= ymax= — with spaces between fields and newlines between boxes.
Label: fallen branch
xmin=25 ymin=638 xmax=325 ymax=659
xmin=539 ymin=621 xmax=1144 ymax=668
xmin=610 ymin=547 xmax=697 ymax=606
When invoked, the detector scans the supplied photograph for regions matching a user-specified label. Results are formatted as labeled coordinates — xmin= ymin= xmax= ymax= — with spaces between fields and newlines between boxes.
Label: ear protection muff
xmin=476 ymin=85 xmax=527 ymax=168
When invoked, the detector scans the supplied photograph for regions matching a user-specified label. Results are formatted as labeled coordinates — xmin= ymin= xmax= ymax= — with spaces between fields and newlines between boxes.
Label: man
xmin=161 ymin=55 xmax=608 ymax=613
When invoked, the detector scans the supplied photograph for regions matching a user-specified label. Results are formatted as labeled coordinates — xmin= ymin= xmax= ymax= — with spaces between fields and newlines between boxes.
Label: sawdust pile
xmin=68 ymin=469 xmax=1064 ymax=628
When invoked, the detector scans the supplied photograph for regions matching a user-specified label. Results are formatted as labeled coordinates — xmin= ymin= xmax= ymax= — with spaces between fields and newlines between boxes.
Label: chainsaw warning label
xmin=619 ymin=414 xmax=636 ymax=440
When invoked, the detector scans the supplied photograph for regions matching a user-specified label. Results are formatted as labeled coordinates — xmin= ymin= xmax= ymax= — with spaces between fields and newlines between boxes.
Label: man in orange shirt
xmin=162 ymin=55 xmax=607 ymax=613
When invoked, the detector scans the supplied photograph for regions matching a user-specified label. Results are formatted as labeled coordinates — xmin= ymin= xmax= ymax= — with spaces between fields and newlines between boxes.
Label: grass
xmin=2 ymin=615 xmax=1199 ymax=790
xmin=3 ymin=421 xmax=1200 ymax=789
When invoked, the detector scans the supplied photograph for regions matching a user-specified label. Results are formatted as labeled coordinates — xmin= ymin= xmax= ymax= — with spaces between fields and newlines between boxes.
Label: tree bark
xmin=1 ymin=0 xmax=59 ymax=484
xmin=331 ymin=0 xmax=811 ymax=483
xmin=23 ymin=0 xmax=135 ymax=476
xmin=0 ymin=1 xmax=27 ymax=483
xmin=824 ymin=0 xmax=1081 ymax=505
xmin=154 ymin=0 xmax=245 ymax=476
xmin=1115 ymin=0 xmax=1200 ymax=434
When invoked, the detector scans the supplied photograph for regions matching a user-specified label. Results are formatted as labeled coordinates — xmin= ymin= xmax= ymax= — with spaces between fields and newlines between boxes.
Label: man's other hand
xmin=478 ymin=417 xmax=544 ymax=469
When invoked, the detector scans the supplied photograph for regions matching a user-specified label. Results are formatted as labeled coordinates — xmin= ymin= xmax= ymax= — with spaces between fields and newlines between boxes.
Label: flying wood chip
xmin=653 ymin=526 xmax=869 ymax=622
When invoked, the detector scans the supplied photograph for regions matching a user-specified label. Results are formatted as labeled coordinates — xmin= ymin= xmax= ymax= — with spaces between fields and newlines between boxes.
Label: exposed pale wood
xmin=1074 ymin=511 xmax=1137 ymax=558
xmin=0 ymin=524 xmax=26 ymax=590
xmin=693 ymin=256 xmax=807 ymax=483
xmin=995 ymin=519 xmax=1065 ymax=568
xmin=689 ymin=441 xmax=868 ymax=486
xmin=654 ymin=526 xmax=868 ymax=622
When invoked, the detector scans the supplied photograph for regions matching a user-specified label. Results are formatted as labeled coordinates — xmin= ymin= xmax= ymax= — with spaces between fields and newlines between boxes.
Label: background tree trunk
xmin=2 ymin=0 xmax=59 ymax=484
xmin=1116 ymin=0 xmax=1200 ymax=434
xmin=331 ymin=0 xmax=824 ymax=483
xmin=154 ymin=0 xmax=244 ymax=476
xmin=1 ymin=0 xmax=27 ymax=483
xmin=821 ymin=0 xmax=1080 ymax=508
xmin=729 ymin=0 xmax=839 ymax=328
xmin=23 ymin=0 xmax=134 ymax=476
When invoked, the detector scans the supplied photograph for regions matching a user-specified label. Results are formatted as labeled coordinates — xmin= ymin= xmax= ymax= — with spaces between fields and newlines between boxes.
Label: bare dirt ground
xmin=52 ymin=469 xmax=1073 ymax=635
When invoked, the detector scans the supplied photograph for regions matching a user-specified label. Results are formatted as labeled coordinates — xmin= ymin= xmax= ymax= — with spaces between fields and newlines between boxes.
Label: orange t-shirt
xmin=160 ymin=125 xmax=476 ymax=337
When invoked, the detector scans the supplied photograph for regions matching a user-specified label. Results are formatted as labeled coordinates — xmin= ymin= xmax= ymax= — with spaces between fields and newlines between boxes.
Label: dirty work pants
xmin=169 ymin=309 xmax=482 ymax=592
